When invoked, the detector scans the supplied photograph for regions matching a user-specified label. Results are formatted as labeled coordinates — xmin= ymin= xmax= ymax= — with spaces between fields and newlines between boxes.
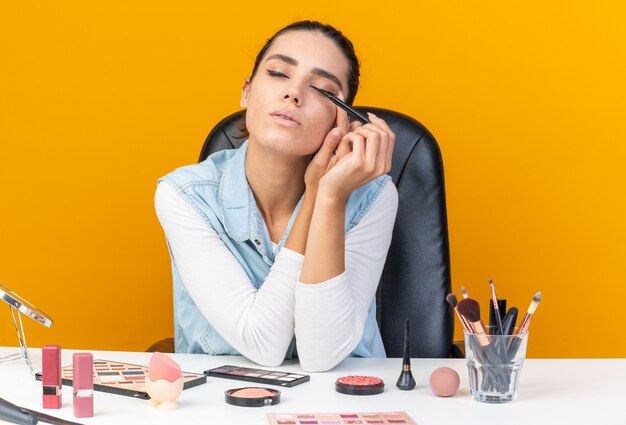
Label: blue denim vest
xmin=159 ymin=141 xmax=390 ymax=359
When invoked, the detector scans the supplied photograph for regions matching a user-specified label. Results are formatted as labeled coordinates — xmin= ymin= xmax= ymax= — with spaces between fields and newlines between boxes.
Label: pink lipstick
xmin=72 ymin=353 xmax=93 ymax=418
xmin=42 ymin=345 xmax=62 ymax=409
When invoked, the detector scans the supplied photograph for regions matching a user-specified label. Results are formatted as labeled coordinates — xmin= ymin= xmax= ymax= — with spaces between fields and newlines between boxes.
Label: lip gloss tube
xmin=72 ymin=353 xmax=93 ymax=418
xmin=42 ymin=345 xmax=62 ymax=409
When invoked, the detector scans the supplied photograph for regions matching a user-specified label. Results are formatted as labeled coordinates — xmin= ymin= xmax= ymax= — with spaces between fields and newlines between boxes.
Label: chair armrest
xmin=449 ymin=340 xmax=465 ymax=358
xmin=146 ymin=338 xmax=175 ymax=353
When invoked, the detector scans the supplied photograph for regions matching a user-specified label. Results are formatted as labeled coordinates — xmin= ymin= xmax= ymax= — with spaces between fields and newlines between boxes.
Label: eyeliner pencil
xmin=310 ymin=86 xmax=371 ymax=123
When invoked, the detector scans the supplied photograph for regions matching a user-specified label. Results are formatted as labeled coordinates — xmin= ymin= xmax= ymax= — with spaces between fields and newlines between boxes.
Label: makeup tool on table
xmin=335 ymin=376 xmax=385 ymax=396
xmin=36 ymin=358 xmax=206 ymax=399
xmin=501 ymin=307 xmax=518 ymax=336
xmin=72 ymin=353 xmax=93 ymax=418
xmin=309 ymin=86 xmax=371 ymax=124
xmin=395 ymin=319 xmax=416 ymax=390
xmin=429 ymin=367 xmax=460 ymax=397
xmin=449 ymin=282 xmax=543 ymax=402
xmin=488 ymin=279 xmax=505 ymax=335
xmin=205 ymin=365 xmax=309 ymax=388
xmin=456 ymin=298 xmax=491 ymax=346
xmin=460 ymin=286 xmax=469 ymax=299
xmin=516 ymin=292 xmax=542 ymax=335
xmin=267 ymin=411 xmax=417 ymax=425
xmin=445 ymin=293 xmax=472 ymax=333
xmin=1 ymin=397 xmax=84 ymax=425
xmin=225 ymin=387 xmax=281 ymax=407
xmin=457 ymin=297 xmax=508 ymax=391
xmin=488 ymin=299 xmax=507 ymax=334
xmin=145 ymin=352 xmax=184 ymax=410
xmin=0 ymin=283 xmax=53 ymax=375
xmin=42 ymin=345 xmax=62 ymax=409
xmin=507 ymin=292 xmax=542 ymax=361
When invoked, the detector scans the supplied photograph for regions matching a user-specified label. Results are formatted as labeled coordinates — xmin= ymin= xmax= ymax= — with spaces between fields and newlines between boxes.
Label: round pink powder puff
xmin=429 ymin=367 xmax=460 ymax=397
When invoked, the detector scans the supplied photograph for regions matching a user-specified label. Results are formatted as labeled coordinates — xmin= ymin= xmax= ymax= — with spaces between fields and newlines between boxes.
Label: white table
xmin=1 ymin=347 xmax=625 ymax=425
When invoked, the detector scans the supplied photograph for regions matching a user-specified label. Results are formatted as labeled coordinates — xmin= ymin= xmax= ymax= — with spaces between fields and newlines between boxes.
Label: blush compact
xmin=224 ymin=387 xmax=281 ymax=407
xmin=335 ymin=375 xmax=385 ymax=396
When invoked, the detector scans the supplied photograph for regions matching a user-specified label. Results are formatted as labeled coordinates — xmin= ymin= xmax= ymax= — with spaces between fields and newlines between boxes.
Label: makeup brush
xmin=516 ymin=292 xmax=542 ymax=335
xmin=309 ymin=86 xmax=371 ymax=123
xmin=456 ymin=298 xmax=490 ymax=346
xmin=507 ymin=293 xmax=541 ymax=362
xmin=396 ymin=319 xmax=416 ymax=390
xmin=457 ymin=298 xmax=506 ymax=392
xmin=501 ymin=307 xmax=519 ymax=336
xmin=445 ymin=293 xmax=472 ymax=333
xmin=460 ymin=286 xmax=469 ymax=299
xmin=489 ymin=279 xmax=505 ymax=335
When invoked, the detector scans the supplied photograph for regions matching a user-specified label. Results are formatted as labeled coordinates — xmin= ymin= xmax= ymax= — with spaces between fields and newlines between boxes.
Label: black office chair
xmin=148 ymin=107 xmax=458 ymax=358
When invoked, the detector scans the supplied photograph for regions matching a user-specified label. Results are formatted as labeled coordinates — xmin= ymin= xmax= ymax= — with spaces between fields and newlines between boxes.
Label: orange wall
xmin=1 ymin=2 xmax=624 ymax=358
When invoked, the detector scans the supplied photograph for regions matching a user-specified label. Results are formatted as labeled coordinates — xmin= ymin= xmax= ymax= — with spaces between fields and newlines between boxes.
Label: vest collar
xmin=218 ymin=141 xmax=253 ymax=242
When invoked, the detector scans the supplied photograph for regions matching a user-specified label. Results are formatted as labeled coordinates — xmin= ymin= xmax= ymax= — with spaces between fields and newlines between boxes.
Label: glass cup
xmin=463 ymin=328 xmax=529 ymax=403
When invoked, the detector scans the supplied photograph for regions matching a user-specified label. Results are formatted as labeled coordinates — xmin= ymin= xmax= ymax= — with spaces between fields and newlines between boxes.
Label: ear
xmin=240 ymin=78 xmax=251 ymax=108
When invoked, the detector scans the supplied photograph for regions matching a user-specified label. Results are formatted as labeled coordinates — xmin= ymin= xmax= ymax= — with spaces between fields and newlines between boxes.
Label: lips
xmin=270 ymin=110 xmax=301 ymax=126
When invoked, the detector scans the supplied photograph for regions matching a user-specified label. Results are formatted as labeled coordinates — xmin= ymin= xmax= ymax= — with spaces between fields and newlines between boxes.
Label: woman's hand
xmin=303 ymin=103 xmax=351 ymax=194
xmin=318 ymin=113 xmax=395 ymax=201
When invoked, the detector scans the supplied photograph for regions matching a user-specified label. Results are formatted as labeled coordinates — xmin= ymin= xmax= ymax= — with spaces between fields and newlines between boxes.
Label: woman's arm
xmin=300 ymin=113 xmax=395 ymax=283
xmin=295 ymin=182 xmax=398 ymax=371
xmin=155 ymin=182 xmax=301 ymax=366
xmin=294 ymin=113 xmax=397 ymax=371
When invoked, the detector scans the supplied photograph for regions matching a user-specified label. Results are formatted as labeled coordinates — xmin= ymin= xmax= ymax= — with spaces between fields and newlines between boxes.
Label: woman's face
xmin=241 ymin=30 xmax=350 ymax=156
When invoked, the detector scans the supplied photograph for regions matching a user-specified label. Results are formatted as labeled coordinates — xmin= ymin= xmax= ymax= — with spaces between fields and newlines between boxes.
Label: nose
xmin=283 ymin=83 xmax=303 ymax=105
xmin=284 ymin=93 xmax=300 ymax=105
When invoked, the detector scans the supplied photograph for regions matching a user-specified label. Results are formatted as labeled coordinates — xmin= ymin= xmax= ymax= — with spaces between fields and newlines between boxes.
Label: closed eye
xmin=310 ymin=85 xmax=339 ymax=98
xmin=266 ymin=69 xmax=288 ymax=78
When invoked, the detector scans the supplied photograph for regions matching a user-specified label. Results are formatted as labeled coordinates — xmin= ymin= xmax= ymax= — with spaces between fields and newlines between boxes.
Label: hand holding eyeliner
xmin=309 ymin=86 xmax=371 ymax=124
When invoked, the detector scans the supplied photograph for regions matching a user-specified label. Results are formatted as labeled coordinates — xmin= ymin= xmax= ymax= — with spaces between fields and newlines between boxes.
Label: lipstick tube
xmin=42 ymin=345 xmax=62 ymax=409
xmin=72 ymin=353 xmax=93 ymax=418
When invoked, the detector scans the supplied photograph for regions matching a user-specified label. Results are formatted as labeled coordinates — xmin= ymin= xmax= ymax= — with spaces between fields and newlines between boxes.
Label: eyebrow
xmin=264 ymin=53 xmax=344 ymax=91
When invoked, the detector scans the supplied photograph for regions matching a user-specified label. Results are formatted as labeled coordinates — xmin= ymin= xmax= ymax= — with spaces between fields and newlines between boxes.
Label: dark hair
xmin=237 ymin=20 xmax=360 ymax=138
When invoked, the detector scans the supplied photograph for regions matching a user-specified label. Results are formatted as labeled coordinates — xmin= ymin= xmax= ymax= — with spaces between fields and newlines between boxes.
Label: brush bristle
xmin=528 ymin=291 xmax=542 ymax=314
xmin=445 ymin=293 xmax=458 ymax=308
xmin=460 ymin=286 xmax=468 ymax=298
xmin=457 ymin=298 xmax=481 ymax=322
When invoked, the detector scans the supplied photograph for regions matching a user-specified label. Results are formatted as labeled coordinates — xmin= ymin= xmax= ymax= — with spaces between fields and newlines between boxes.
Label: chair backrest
xmin=199 ymin=107 xmax=453 ymax=358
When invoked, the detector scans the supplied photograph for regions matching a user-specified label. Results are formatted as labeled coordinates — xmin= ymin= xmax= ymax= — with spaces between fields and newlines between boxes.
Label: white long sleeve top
xmin=155 ymin=180 xmax=398 ymax=371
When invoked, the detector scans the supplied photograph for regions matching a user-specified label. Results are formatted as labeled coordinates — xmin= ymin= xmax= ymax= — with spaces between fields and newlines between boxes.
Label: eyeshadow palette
xmin=267 ymin=412 xmax=417 ymax=425
xmin=35 ymin=359 xmax=206 ymax=399
xmin=205 ymin=365 xmax=310 ymax=388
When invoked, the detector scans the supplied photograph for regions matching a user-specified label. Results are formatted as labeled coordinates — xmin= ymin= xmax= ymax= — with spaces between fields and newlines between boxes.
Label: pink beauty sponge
xmin=429 ymin=367 xmax=460 ymax=397
xmin=147 ymin=352 xmax=182 ymax=383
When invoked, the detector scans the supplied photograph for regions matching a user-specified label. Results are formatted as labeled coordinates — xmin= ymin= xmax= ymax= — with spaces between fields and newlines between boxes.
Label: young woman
xmin=155 ymin=21 xmax=397 ymax=372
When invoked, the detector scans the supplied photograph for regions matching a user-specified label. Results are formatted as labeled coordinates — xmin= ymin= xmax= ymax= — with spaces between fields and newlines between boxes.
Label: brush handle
xmin=0 ymin=398 xmax=38 ymax=425
xmin=470 ymin=335 xmax=508 ymax=393
xmin=516 ymin=312 xmax=533 ymax=334
xmin=489 ymin=300 xmax=507 ymax=334
xmin=502 ymin=307 xmax=519 ymax=336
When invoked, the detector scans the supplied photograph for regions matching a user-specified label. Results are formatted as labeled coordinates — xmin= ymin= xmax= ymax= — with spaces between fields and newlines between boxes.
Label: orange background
xmin=1 ymin=2 xmax=624 ymax=358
